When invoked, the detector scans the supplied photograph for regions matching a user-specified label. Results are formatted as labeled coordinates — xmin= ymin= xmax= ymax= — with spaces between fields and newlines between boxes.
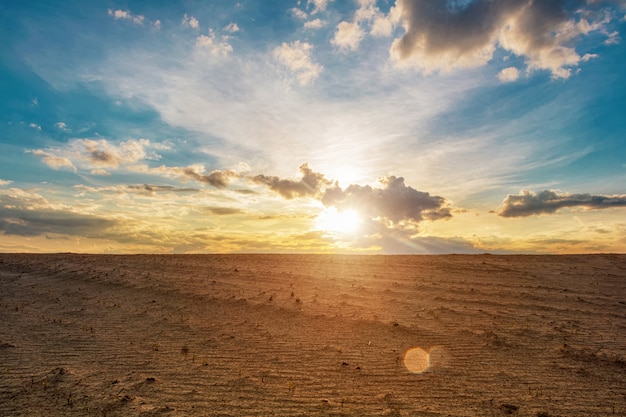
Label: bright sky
xmin=1 ymin=0 xmax=625 ymax=254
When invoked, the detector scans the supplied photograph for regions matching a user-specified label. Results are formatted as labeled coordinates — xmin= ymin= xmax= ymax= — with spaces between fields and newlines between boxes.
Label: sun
xmin=315 ymin=207 xmax=362 ymax=235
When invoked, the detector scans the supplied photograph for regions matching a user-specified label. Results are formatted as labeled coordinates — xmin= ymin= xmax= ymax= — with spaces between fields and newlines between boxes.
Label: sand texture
xmin=1 ymin=254 xmax=625 ymax=416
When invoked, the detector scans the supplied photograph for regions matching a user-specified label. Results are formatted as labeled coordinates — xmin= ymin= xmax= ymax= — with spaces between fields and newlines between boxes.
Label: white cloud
xmin=331 ymin=21 xmax=365 ymax=52
xmin=90 ymin=169 xmax=111 ymax=176
xmin=27 ymin=138 xmax=165 ymax=172
xmin=581 ymin=53 xmax=598 ymax=62
xmin=108 ymin=9 xmax=130 ymax=20
xmin=26 ymin=149 xmax=77 ymax=171
xmin=196 ymin=30 xmax=233 ymax=57
xmin=29 ymin=123 xmax=41 ymax=131
xmin=604 ymin=30 xmax=620 ymax=44
xmin=55 ymin=121 xmax=70 ymax=132
xmin=182 ymin=13 xmax=199 ymax=29
xmin=108 ymin=8 xmax=145 ymax=25
xmin=153 ymin=20 xmax=161 ymax=30
xmin=370 ymin=14 xmax=394 ymax=37
xmin=0 ymin=180 xmax=13 ymax=187
xmin=224 ymin=22 xmax=239 ymax=32
xmin=497 ymin=67 xmax=520 ymax=82
xmin=308 ymin=0 xmax=330 ymax=14
xmin=329 ymin=0 xmax=394 ymax=50
xmin=304 ymin=18 xmax=325 ymax=29
xmin=291 ymin=7 xmax=308 ymax=20
xmin=273 ymin=41 xmax=323 ymax=86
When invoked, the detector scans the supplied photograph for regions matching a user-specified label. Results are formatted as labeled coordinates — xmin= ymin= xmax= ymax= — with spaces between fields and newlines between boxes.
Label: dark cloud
xmin=498 ymin=190 xmax=626 ymax=217
xmin=179 ymin=167 xmax=238 ymax=188
xmin=0 ymin=207 xmax=116 ymax=237
xmin=89 ymin=149 xmax=121 ymax=166
xmin=206 ymin=207 xmax=242 ymax=215
xmin=322 ymin=175 xmax=451 ymax=224
xmin=125 ymin=184 xmax=199 ymax=195
xmin=74 ymin=184 xmax=200 ymax=196
xmin=252 ymin=163 xmax=332 ymax=199
xmin=391 ymin=0 xmax=613 ymax=77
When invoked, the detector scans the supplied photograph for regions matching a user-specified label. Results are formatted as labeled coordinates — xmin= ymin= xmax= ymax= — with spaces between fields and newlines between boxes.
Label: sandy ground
xmin=0 ymin=254 xmax=625 ymax=416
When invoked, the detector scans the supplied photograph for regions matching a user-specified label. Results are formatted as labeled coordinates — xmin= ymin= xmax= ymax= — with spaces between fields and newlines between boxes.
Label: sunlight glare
xmin=315 ymin=207 xmax=362 ymax=235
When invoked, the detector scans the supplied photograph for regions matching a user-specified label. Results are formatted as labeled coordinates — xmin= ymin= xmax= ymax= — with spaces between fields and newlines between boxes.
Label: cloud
xmin=176 ymin=166 xmax=237 ymax=188
xmin=322 ymin=175 xmax=451 ymax=224
xmin=332 ymin=21 xmax=365 ymax=51
xmin=224 ymin=22 xmax=239 ymax=32
xmin=273 ymin=41 xmax=323 ymax=85
xmin=291 ymin=7 xmax=308 ymax=20
xmin=252 ymin=163 xmax=331 ymax=199
xmin=196 ymin=30 xmax=233 ymax=57
xmin=90 ymin=169 xmax=111 ymax=176
xmin=390 ymin=0 xmax=616 ymax=78
xmin=0 ymin=189 xmax=116 ymax=237
xmin=182 ymin=13 xmax=200 ymax=29
xmin=129 ymin=164 xmax=238 ymax=188
xmin=0 ymin=207 xmax=116 ymax=237
xmin=29 ymin=123 xmax=41 ymax=131
xmin=27 ymin=138 xmax=165 ymax=172
xmin=26 ymin=149 xmax=77 ymax=171
xmin=55 ymin=121 xmax=70 ymax=132
xmin=498 ymin=189 xmax=626 ymax=217
xmin=74 ymin=184 xmax=200 ymax=196
xmin=207 ymin=206 xmax=242 ymax=215
xmin=108 ymin=8 xmax=145 ymax=25
xmin=304 ymin=18 xmax=325 ymax=29
xmin=331 ymin=0 xmax=392 ymax=50
xmin=0 ymin=180 xmax=13 ymax=187
xmin=308 ymin=0 xmax=330 ymax=14
xmin=498 ymin=66 xmax=521 ymax=82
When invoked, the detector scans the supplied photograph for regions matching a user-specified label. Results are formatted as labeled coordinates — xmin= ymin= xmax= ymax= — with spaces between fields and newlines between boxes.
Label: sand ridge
xmin=0 ymin=254 xmax=625 ymax=416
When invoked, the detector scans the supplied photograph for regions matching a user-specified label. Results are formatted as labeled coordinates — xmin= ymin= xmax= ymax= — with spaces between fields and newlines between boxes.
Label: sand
xmin=0 ymin=253 xmax=625 ymax=416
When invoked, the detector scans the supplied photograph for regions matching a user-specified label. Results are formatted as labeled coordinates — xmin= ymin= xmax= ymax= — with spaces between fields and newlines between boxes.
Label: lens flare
xmin=403 ymin=347 xmax=430 ymax=374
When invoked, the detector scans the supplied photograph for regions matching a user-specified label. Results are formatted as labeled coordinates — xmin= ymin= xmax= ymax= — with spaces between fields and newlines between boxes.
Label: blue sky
xmin=1 ymin=0 xmax=625 ymax=254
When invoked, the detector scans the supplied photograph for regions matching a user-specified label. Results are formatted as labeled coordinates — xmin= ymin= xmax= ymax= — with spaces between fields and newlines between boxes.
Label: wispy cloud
xmin=304 ymin=19 xmax=325 ymax=29
xmin=26 ymin=149 xmax=77 ymax=171
xmin=27 ymin=138 xmax=167 ymax=174
xmin=273 ymin=41 xmax=323 ymax=85
xmin=128 ymin=164 xmax=238 ymax=189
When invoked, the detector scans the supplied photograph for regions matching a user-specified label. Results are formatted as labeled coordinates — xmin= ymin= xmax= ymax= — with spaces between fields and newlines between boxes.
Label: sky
xmin=1 ymin=0 xmax=625 ymax=254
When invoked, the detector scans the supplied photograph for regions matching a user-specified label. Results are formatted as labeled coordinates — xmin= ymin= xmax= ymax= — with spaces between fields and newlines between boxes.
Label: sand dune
xmin=0 ymin=254 xmax=625 ymax=416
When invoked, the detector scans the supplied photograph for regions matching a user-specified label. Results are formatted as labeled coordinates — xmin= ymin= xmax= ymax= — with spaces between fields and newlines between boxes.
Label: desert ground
xmin=0 ymin=253 xmax=625 ymax=416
